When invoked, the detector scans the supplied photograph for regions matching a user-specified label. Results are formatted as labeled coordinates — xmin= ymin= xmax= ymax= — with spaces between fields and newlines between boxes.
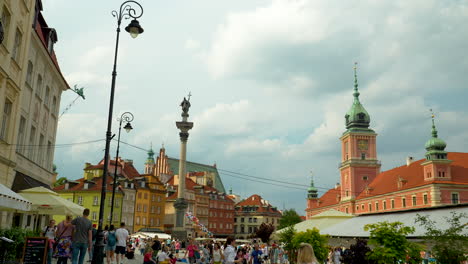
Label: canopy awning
xmin=0 ymin=183 xmax=31 ymax=212
xmin=19 ymin=187 xmax=84 ymax=216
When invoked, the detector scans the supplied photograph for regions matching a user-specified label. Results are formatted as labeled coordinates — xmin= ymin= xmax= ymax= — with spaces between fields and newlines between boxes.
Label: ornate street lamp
xmin=92 ymin=1 xmax=143 ymax=263
xmin=109 ymin=112 xmax=134 ymax=225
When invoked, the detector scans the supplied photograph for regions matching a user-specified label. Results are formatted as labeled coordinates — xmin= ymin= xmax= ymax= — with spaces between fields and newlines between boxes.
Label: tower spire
xmin=353 ymin=62 xmax=360 ymax=102
xmin=307 ymin=171 xmax=318 ymax=199
xmin=430 ymin=109 xmax=438 ymax=138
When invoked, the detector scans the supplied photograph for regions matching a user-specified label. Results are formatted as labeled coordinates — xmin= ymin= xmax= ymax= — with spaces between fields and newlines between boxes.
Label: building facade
xmin=133 ymin=173 xmax=166 ymax=232
xmin=207 ymin=186 xmax=235 ymax=237
xmin=305 ymin=69 xmax=468 ymax=218
xmin=0 ymin=0 xmax=69 ymax=228
xmin=234 ymin=194 xmax=282 ymax=239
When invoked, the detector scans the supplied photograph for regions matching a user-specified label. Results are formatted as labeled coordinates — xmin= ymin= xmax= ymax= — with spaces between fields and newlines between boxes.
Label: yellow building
xmin=133 ymin=173 xmax=166 ymax=232
xmin=0 ymin=0 xmax=69 ymax=229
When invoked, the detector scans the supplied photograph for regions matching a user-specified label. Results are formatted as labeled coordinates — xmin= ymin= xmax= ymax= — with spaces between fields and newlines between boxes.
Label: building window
xmin=36 ymin=75 xmax=43 ymax=97
xmin=423 ymin=194 xmax=428 ymax=205
xmin=356 ymin=205 xmax=359 ymax=211
xmin=16 ymin=116 xmax=26 ymax=154
xmin=412 ymin=196 xmax=417 ymax=206
xmin=11 ymin=29 xmax=22 ymax=61
xmin=92 ymin=212 xmax=97 ymax=221
xmin=38 ymin=134 xmax=44 ymax=165
xmin=345 ymin=207 xmax=349 ymax=214
xmin=157 ymin=206 xmax=161 ymax=214
xmin=361 ymin=204 xmax=364 ymax=210
xmin=241 ymin=218 xmax=244 ymax=223
xmin=136 ymin=216 xmax=140 ymax=225
xmin=115 ymin=199 xmax=120 ymax=208
xmin=136 ymin=204 xmax=141 ymax=212
xmin=402 ymin=197 xmax=406 ymax=208
xmin=157 ymin=196 xmax=162 ymax=202
xmin=361 ymin=153 xmax=366 ymax=160
xmin=383 ymin=201 xmax=387 ymax=210
xmin=138 ymin=193 xmax=142 ymax=199
xmin=152 ymin=194 xmax=155 ymax=201
xmin=28 ymin=126 xmax=36 ymax=159
xmin=26 ymin=61 xmax=33 ymax=85
xmin=391 ymin=199 xmax=395 ymax=209
xmin=151 ymin=206 xmax=155 ymax=213
xmin=92 ymin=196 xmax=98 ymax=206
xmin=248 ymin=218 xmax=252 ymax=223
xmin=143 ymin=205 xmax=147 ymax=213
xmin=253 ymin=218 xmax=257 ymax=223
xmin=78 ymin=196 xmax=83 ymax=205
xmin=1 ymin=7 xmax=11 ymax=45
xmin=46 ymin=141 xmax=53 ymax=170
xmin=368 ymin=203 xmax=372 ymax=212
xmin=451 ymin=193 xmax=459 ymax=204
xmin=144 ymin=193 xmax=148 ymax=199
xmin=362 ymin=176 xmax=368 ymax=181
xmin=0 ymin=99 xmax=12 ymax=141
xmin=44 ymin=86 xmax=50 ymax=106
xmin=375 ymin=202 xmax=379 ymax=211
xmin=52 ymin=96 xmax=57 ymax=114
xmin=156 ymin=218 xmax=160 ymax=226
xmin=240 ymin=226 xmax=244 ymax=233
xmin=108 ymin=199 xmax=113 ymax=207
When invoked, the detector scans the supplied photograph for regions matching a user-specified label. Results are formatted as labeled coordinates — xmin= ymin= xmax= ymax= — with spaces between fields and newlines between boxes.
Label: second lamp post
xmin=109 ymin=111 xmax=134 ymax=225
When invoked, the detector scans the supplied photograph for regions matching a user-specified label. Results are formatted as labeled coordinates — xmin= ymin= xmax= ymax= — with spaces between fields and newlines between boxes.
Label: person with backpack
xmin=105 ymin=225 xmax=117 ymax=264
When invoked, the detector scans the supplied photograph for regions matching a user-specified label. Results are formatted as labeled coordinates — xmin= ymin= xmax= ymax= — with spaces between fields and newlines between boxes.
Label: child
xmin=144 ymin=249 xmax=157 ymax=264
xmin=169 ymin=253 xmax=177 ymax=264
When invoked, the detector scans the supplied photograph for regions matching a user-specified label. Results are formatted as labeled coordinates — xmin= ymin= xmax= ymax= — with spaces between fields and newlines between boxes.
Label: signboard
xmin=22 ymin=237 xmax=47 ymax=264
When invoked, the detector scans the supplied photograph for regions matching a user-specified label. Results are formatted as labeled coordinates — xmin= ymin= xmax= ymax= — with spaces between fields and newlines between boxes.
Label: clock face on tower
xmin=358 ymin=139 xmax=369 ymax=150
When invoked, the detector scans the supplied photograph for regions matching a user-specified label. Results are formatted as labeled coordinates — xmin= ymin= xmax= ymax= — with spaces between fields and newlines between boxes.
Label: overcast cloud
xmin=45 ymin=0 xmax=468 ymax=213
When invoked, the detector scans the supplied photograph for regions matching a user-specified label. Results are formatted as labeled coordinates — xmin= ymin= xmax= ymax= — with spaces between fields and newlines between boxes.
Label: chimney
xmin=406 ymin=156 xmax=414 ymax=166
xmin=84 ymin=162 xmax=91 ymax=169
xmin=335 ymin=182 xmax=340 ymax=189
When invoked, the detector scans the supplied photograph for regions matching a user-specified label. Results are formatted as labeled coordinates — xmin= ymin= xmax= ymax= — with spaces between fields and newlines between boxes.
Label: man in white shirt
xmin=115 ymin=222 xmax=129 ymax=264
xmin=224 ymin=237 xmax=243 ymax=264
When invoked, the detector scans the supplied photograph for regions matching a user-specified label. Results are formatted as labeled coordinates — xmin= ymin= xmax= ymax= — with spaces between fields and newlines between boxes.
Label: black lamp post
xmin=92 ymin=1 xmax=143 ymax=263
xmin=109 ymin=112 xmax=134 ymax=225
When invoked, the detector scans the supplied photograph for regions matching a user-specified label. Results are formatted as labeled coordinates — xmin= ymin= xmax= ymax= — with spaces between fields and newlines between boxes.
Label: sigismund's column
xmin=173 ymin=96 xmax=193 ymax=241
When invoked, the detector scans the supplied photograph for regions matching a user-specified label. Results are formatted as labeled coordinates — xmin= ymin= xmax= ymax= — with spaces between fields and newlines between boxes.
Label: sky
xmin=43 ymin=0 xmax=468 ymax=214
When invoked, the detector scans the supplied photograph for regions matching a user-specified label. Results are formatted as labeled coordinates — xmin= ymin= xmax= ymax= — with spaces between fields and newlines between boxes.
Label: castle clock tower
xmin=339 ymin=64 xmax=381 ymax=203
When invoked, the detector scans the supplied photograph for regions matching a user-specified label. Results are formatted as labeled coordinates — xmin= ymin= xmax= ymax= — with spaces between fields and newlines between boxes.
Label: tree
xmin=364 ymin=221 xmax=422 ymax=264
xmin=279 ymin=225 xmax=297 ymax=263
xmin=278 ymin=209 xmax=302 ymax=229
xmin=255 ymin=223 xmax=275 ymax=243
xmin=342 ymin=238 xmax=374 ymax=264
xmin=53 ymin=176 xmax=67 ymax=187
xmin=415 ymin=212 xmax=468 ymax=264
xmin=291 ymin=228 xmax=329 ymax=262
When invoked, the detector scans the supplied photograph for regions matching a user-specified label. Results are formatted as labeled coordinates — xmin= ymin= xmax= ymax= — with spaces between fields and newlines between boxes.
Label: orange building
xmin=133 ymin=173 xmax=166 ymax=232
xmin=305 ymin=70 xmax=468 ymax=218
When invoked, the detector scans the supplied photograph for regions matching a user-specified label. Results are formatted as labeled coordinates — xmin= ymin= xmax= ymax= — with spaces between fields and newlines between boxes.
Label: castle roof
xmin=235 ymin=194 xmax=282 ymax=216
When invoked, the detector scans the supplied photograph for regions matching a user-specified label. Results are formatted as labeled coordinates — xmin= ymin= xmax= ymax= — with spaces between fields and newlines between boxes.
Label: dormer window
xmin=84 ymin=183 xmax=88 ymax=189
xmin=358 ymin=113 xmax=365 ymax=120
xmin=361 ymin=153 xmax=366 ymax=160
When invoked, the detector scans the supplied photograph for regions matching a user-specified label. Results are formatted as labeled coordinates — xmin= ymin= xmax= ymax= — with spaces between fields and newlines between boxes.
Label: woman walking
xmin=105 ymin=225 xmax=117 ymax=264
xmin=54 ymin=216 xmax=73 ymax=264
xmin=42 ymin=219 xmax=56 ymax=264
xmin=297 ymin=243 xmax=318 ymax=264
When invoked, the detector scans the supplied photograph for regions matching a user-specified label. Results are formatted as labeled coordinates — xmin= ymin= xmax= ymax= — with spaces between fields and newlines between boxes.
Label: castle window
xmin=368 ymin=204 xmax=372 ymax=212
xmin=361 ymin=204 xmax=364 ymax=210
xmin=361 ymin=153 xmax=366 ymax=160
xmin=362 ymin=176 xmax=368 ymax=181
xmin=391 ymin=199 xmax=395 ymax=209
xmin=356 ymin=205 xmax=359 ymax=211
xmin=412 ymin=196 xmax=417 ymax=206
xmin=345 ymin=207 xmax=349 ymax=214
xmin=402 ymin=197 xmax=406 ymax=208
xmin=423 ymin=194 xmax=428 ymax=205
xmin=451 ymin=193 xmax=459 ymax=204
xmin=383 ymin=201 xmax=387 ymax=210
xmin=375 ymin=202 xmax=379 ymax=211
xmin=345 ymin=190 xmax=349 ymax=197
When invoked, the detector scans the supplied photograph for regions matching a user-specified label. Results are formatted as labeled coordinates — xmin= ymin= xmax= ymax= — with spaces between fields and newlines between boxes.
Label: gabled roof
xmin=84 ymin=159 xmax=140 ymax=179
xmin=357 ymin=152 xmax=468 ymax=200
xmin=313 ymin=187 xmax=342 ymax=208
xmin=53 ymin=176 xmax=119 ymax=192
xmin=167 ymin=158 xmax=226 ymax=193
xmin=236 ymin=194 xmax=281 ymax=215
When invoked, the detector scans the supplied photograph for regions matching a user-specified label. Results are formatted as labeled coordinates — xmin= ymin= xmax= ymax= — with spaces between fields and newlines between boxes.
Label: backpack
xmin=107 ymin=231 xmax=117 ymax=247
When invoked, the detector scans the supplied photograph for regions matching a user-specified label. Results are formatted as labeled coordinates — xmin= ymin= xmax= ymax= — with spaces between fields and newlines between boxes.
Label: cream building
xmin=0 ymin=0 xmax=69 ymax=228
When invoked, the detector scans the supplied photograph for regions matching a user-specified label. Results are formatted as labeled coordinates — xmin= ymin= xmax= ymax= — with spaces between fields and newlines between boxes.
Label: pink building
xmin=305 ymin=68 xmax=468 ymax=219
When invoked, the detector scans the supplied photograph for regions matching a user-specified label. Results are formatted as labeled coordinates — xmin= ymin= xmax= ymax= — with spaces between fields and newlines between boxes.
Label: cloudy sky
xmin=44 ymin=0 xmax=468 ymax=214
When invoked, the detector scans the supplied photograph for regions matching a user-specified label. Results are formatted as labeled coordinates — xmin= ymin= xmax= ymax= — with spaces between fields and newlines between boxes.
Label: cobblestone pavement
xmin=52 ymin=250 xmax=187 ymax=264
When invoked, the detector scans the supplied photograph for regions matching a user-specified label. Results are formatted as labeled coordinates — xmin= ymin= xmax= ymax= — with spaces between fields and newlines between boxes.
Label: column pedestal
xmin=173 ymin=197 xmax=188 ymax=241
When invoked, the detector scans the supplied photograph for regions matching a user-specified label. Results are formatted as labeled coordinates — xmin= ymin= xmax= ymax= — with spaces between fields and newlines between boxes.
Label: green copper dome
xmin=307 ymin=177 xmax=318 ymax=198
xmin=345 ymin=65 xmax=371 ymax=130
xmin=425 ymin=118 xmax=447 ymax=151
xmin=145 ymin=145 xmax=155 ymax=164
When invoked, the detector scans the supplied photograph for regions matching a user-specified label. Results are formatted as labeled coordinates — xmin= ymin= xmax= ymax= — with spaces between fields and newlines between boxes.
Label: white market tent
xmin=0 ymin=183 xmax=31 ymax=211
xmin=275 ymin=209 xmax=354 ymax=236
xmin=131 ymin=232 xmax=171 ymax=240
xmin=19 ymin=187 xmax=84 ymax=216
xmin=320 ymin=205 xmax=468 ymax=238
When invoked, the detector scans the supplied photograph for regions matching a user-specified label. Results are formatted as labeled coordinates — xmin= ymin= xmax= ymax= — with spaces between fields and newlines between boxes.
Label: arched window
xmin=36 ymin=75 xmax=43 ymax=97
xmin=26 ymin=61 xmax=33 ymax=85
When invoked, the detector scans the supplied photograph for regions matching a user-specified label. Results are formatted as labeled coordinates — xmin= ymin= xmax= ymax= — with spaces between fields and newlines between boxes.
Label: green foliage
xmin=278 ymin=209 xmax=302 ymax=229
xmin=342 ymin=238 xmax=374 ymax=264
xmin=364 ymin=221 xmax=420 ymax=264
xmin=255 ymin=223 xmax=275 ymax=243
xmin=291 ymin=228 xmax=328 ymax=262
xmin=279 ymin=225 xmax=297 ymax=263
xmin=415 ymin=212 xmax=468 ymax=264
xmin=0 ymin=227 xmax=40 ymax=261
xmin=53 ymin=176 xmax=68 ymax=187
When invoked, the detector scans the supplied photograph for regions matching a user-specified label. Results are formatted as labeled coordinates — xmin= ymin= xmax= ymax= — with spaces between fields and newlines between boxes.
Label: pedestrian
xmin=139 ymin=239 xmax=146 ymax=255
xmin=157 ymin=247 xmax=171 ymax=264
xmin=296 ymin=243 xmax=318 ymax=264
xmin=201 ymin=244 xmax=210 ymax=264
xmin=105 ymin=225 xmax=117 ymax=264
xmin=115 ymin=222 xmax=129 ymax=264
xmin=224 ymin=237 xmax=243 ymax=264
xmin=54 ymin=215 xmax=74 ymax=264
xmin=250 ymin=244 xmax=262 ymax=264
xmin=42 ymin=219 xmax=56 ymax=264
xmin=144 ymin=248 xmax=157 ymax=264
xmin=213 ymin=243 xmax=223 ymax=264
xmin=333 ymin=247 xmax=341 ymax=264
xmin=184 ymin=239 xmax=198 ymax=264
xmin=71 ymin=208 xmax=93 ymax=264
xmin=175 ymin=239 xmax=181 ymax=254
xmin=88 ymin=224 xmax=97 ymax=262
xmin=151 ymin=236 xmax=162 ymax=259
